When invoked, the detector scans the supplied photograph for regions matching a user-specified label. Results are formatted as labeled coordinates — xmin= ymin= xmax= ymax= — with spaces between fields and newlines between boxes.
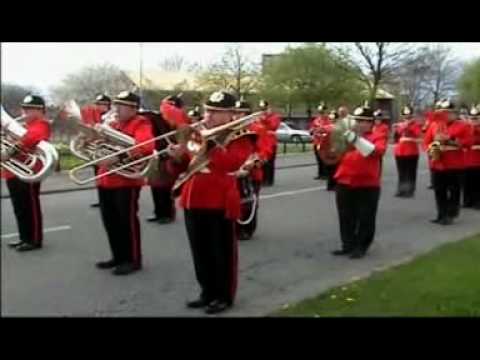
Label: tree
xmin=195 ymin=45 xmax=260 ymax=98
xmin=1 ymin=83 xmax=41 ymax=116
xmin=50 ymin=64 xmax=136 ymax=106
xmin=422 ymin=45 xmax=462 ymax=104
xmin=458 ymin=57 xmax=480 ymax=105
xmin=259 ymin=44 xmax=364 ymax=117
xmin=334 ymin=42 xmax=414 ymax=102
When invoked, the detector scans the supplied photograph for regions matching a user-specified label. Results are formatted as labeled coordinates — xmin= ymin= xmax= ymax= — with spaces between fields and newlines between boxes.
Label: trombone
xmin=68 ymin=111 xmax=264 ymax=185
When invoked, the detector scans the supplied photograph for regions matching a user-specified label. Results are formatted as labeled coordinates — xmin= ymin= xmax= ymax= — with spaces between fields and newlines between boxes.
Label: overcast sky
xmin=2 ymin=42 xmax=480 ymax=95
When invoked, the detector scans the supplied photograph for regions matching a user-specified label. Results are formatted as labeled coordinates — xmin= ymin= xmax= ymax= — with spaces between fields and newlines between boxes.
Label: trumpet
xmin=1 ymin=106 xmax=59 ymax=183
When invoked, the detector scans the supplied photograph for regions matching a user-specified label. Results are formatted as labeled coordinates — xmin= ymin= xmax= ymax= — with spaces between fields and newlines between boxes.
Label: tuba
xmin=1 ymin=105 xmax=58 ymax=182
xmin=317 ymin=115 xmax=356 ymax=165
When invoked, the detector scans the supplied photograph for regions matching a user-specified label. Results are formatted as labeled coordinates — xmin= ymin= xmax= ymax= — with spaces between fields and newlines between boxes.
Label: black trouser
xmin=325 ymin=163 xmax=338 ymax=190
xmin=314 ymin=147 xmax=326 ymax=178
xmin=335 ymin=184 xmax=381 ymax=252
xmin=263 ymin=150 xmax=277 ymax=185
xmin=463 ymin=167 xmax=480 ymax=208
xmin=150 ymin=185 xmax=176 ymax=219
xmin=6 ymin=178 xmax=43 ymax=246
xmin=395 ymin=155 xmax=419 ymax=196
xmin=184 ymin=209 xmax=237 ymax=305
xmin=432 ymin=170 xmax=462 ymax=220
xmin=98 ymin=187 xmax=142 ymax=266
xmin=237 ymin=179 xmax=261 ymax=238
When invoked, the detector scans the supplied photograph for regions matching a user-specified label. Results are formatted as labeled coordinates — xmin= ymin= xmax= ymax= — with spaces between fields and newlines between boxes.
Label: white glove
xmin=343 ymin=130 xmax=357 ymax=144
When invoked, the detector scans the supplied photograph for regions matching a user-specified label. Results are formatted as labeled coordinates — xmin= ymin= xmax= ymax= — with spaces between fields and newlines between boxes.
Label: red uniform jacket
xmin=394 ymin=120 xmax=422 ymax=157
xmin=465 ymin=122 xmax=480 ymax=168
xmin=373 ymin=122 xmax=389 ymax=140
xmin=259 ymin=112 xmax=281 ymax=158
xmin=80 ymin=105 xmax=104 ymax=126
xmin=168 ymin=136 xmax=255 ymax=220
xmin=97 ymin=115 xmax=155 ymax=188
xmin=423 ymin=119 xmax=472 ymax=171
xmin=309 ymin=116 xmax=331 ymax=146
xmin=334 ymin=131 xmax=388 ymax=188
xmin=1 ymin=116 xmax=51 ymax=180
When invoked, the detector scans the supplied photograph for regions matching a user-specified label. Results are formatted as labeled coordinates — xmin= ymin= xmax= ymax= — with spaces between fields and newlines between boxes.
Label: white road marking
xmin=1 ymin=225 xmax=72 ymax=239
xmin=260 ymin=186 xmax=326 ymax=200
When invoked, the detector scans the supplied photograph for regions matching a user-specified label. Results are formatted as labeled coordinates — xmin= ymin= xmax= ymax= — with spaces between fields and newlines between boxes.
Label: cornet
xmin=1 ymin=105 xmax=59 ymax=183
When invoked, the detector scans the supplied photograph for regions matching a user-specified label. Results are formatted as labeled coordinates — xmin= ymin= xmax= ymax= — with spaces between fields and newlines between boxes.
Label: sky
xmin=2 ymin=42 xmax=480 ymax=96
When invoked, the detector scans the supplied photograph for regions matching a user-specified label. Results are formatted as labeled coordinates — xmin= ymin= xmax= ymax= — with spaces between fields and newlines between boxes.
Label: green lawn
xmin=274 ymin=234 xmax=480 ymax=317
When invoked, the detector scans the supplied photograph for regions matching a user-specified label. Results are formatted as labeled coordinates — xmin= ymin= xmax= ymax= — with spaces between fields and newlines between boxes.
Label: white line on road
xmin=1 ymin=225 xmax=72 ymax=239
xmin=260 ymin=186 xmax=326 ymax=200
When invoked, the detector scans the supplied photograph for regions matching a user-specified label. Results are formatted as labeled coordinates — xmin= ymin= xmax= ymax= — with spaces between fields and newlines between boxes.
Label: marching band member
xmin=257 ymin=100 xmax=281 ymax=186
xmin=424 ymin=99 xmax=472 ymax=225
xmin=463 ymin=105 xmax=480 ymax=210
xmin=309 ymin=103 xmax=331 ymax=180
xmin=332 ymin=104 xmax=387 ymax=259
xmin=95 ymin=91 xmax=154 ymax=275
xmin=167 ymin=91 xmax=255 ymax=314
xmin=393 ymin=106 xmax=422 ymax=198
xmin=1 ymin=95 xmax=51 ymax=251
xmin=373 ymin=108 xmax=390 ymax=139
xmin=233 ymin=98 xmax=273 ymax=241
xmin=81 ymin=94 xmax=111 ymax=207
xmin=144 ymin=94 xmax=190 ymax=224
xmin=325 ymin=109 xmax=339 ymax=191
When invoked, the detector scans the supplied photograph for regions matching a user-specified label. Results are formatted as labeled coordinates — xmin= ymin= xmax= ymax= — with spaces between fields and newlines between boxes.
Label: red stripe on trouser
xmin=29 ymin=184 xmax=40 ymax=245
xmin=230 ymin=223 xmax=238 ymax=301
xmin=130 ymin=189 xmax=140 ymax=265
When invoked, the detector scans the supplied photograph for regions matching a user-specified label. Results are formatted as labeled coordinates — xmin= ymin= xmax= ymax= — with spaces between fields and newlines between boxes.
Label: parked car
xmin=276 ymin=122 xmax=312 ymax=143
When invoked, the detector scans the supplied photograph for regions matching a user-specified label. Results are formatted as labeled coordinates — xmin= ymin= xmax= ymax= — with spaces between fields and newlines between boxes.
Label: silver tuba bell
xmin=1 ymin=105 xmax=59 ymax=182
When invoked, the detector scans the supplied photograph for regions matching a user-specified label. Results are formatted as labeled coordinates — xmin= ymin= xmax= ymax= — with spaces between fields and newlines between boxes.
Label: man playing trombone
xmin=167 ymin=91 xmax=257 ymax=314
xmin=1 ymin=95 xmax=52 ymax=251
xmin=94 ymin=91 xmax=154 ymax=275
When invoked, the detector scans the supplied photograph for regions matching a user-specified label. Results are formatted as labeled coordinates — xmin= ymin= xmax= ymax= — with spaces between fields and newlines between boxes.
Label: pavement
xmin=2 ymin=149 xmax=479 ymax=317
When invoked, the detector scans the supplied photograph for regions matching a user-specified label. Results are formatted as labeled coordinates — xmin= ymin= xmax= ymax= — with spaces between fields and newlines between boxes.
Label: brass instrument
xmin=1 ymin=105 xmax=58 ymax=183
xmin=317 ymin=115 xmax=357 ymax=165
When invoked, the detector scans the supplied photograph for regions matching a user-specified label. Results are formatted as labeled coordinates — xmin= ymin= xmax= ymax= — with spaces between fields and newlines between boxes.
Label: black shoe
xmin=349 ymin=249 xmax=366 ymax=259
xmin=314 ymin=176 xmax=321 ymax=180
xmin=16 ymin=243 xmax=41 ymax=252
xmin=463 ymin=203 xmax=473 ymax=209
xmin=430 ymin=218 xmax=441 ymax=224
xmin=439 ymin=217 xmax=453 ymax=226
xmin=238 ymin=231 xmax=252 ymax=241
xmin=331 ymin=249 xmax=352 ymax=256
xmin=186 ymin=298 xmax=209 ymax=309
xmin=96 ymin=259 xmax=117 ymax=269
xmin=157 ymin=217 xmax=174 ymax=224
xmin=7 ymin=240 xmax=23 ymax=248
xmin=90 ymin=203 xmax=100 ymax=208
xmin=205 ymin=300 xmax=231 ymax=315
xmin=112 ymin=263 xmax=141 ymax=275
xmin=146 ymin=215 xmax=159 ymax=222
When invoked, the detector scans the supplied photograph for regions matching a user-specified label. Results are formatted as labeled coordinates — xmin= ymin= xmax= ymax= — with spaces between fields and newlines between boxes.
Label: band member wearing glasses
xmin=95 ymin=91 xmax=154 ymax=275
xmin=1 ymin=95 xmax=51 ymax=251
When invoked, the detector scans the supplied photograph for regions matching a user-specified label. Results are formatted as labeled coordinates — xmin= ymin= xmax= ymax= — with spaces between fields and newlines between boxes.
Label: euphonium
xmin=1 ymin=105 xmax=58 ymax=182
xmin=317 ymin=115 xmax=356 ymax=165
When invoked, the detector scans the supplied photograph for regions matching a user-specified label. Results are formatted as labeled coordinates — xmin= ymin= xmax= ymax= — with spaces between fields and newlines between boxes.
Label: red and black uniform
xmin=259 ymin=112 xmax=281 ymax=186
xmin=334 ymin=131 xmax=387 ymax=254
xmin=144 ymin=100 xmax=190 ymax=222
xmin=309 ymin=115 xmax=331 ymax=179
xmin=96 ymin=115 xmax=154 ymax=268
xmin=463 ymin=121 xmax=480 ymax=209
xmin=393 ymin=119 xmax=422 ymax=197
xmin=2 ymin=116 xmax=51 ymax=248
xmin=236 ymin=121 xmax=275 ymax=240
xmin=168 ymin=135 xmax=255 ymax=305
xmin=424 ymin=117 xmax=472 ymax=222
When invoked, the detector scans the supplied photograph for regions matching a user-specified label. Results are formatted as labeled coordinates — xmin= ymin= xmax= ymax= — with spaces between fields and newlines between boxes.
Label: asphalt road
xmin=2 ymin=150 xmax=479 ymax=317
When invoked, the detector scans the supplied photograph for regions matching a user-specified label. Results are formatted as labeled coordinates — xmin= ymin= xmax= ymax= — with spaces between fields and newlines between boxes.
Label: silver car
xmin=276 ymin=122 xmax=312 ymax=143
